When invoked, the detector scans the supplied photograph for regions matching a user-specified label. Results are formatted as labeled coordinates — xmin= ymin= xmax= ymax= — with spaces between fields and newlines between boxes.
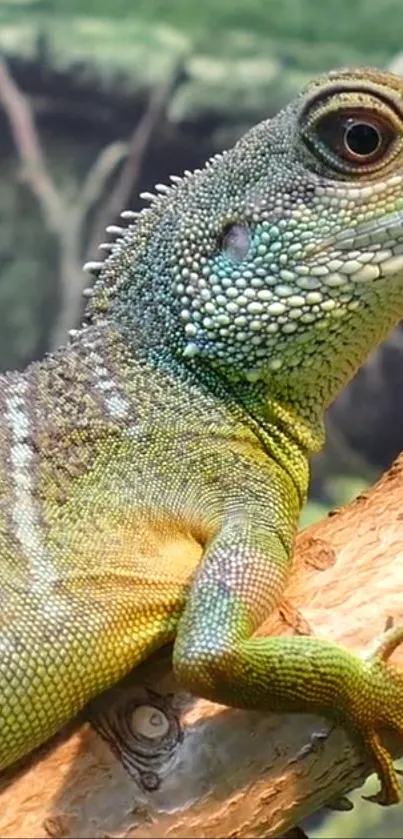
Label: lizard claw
xmin=361 ymin=730 xmax=402 ymax=805
xmin=357 ymin=625 xmax=403 ymax=806
xmin=362 ymin=791 xmax=391 ymax=806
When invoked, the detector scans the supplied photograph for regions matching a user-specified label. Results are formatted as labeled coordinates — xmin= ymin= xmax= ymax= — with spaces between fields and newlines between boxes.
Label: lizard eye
xmin=220 ymin=224 xmax=251 ymax=262
xmin=315 ymin=110 xmax=394 ymax=166
xmin=300 ymin=86 xmax=403 ymax=176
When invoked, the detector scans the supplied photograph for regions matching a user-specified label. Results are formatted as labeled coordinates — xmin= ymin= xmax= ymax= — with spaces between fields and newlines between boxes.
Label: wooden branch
xmin=0 ymin=53 xmax=86 ymax=350
xmin=1 ymin=455 xmax=403 ymax=839
xmin=0 ymin=54 xmax=64 ymax=234
xmin=76 ymin=141 xmax=129 ymax=225
xmin=0 ymin=54 xmax=184 ymax=346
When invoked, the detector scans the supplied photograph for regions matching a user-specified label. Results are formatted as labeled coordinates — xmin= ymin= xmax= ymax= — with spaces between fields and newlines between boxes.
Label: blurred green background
xmin=1 ymin=1 xmax=403 ymax=835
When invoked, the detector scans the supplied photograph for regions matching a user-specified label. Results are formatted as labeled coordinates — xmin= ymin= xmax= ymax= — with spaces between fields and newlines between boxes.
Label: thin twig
xmin=86 ymin=63 xmax=184 ymax=260
xmin=0 ymin=54 xmax=64 ymax=233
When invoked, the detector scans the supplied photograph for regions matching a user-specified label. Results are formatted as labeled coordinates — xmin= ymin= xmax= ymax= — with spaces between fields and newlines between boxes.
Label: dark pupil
xmin=344 ymin=121 xmax=381 ymax=157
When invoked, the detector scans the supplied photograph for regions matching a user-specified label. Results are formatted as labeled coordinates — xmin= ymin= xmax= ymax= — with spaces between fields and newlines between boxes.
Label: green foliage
xmin=299 ymin=500 xmax=330 ymax=528
xmin=300 ymin=475 xmax=369 ymax=528
xmin=0 ymin=0 xmax=401 ymax=129
xmin=21 ymin=0 xmax=403 ymax=58
xmin=0 ymin=160 xmax=57 ymax=369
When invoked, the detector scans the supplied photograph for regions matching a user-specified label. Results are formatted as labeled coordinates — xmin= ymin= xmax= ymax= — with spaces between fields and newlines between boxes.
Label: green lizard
xmin=1 ymin=66 xmax=403 ymax=806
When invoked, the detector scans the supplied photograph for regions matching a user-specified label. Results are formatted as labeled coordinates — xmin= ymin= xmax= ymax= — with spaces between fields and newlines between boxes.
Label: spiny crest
xmin=80 ymin=182 xmax=178 ymax=291
xmin=79 ymin=151 xmax=226 ymax=325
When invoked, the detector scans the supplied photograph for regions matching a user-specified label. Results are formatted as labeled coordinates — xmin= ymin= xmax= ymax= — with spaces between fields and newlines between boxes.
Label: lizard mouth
xmin=334 ymin=207 xmax=403 ymax=251
xmin=304 ymin=207 xmax=403 ymax=281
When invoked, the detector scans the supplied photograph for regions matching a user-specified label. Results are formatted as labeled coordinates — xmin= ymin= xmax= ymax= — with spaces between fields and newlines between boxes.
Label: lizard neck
xmin=132 ymin=350 xmax=315 ymax=506
xmin=68 ymin=320 xmax=314 ymax=508
xmin=213 ymin=374 xmax=317 ymax=506
xmin=85 ymin=224 xmax=401 ymax=461
xmin=0 ymin=316 xmax=311 ymax=521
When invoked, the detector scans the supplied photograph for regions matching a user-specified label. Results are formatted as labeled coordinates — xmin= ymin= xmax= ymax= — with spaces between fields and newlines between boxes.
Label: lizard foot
xmin=357 ymin=625 xmax=403 ymax=805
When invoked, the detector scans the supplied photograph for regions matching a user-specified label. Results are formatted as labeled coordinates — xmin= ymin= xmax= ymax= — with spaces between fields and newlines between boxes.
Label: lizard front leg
xmin=173 ymin=458 xmax=403 ymax=805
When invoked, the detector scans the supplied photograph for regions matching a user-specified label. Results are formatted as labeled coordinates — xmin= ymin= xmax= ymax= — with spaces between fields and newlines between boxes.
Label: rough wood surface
xmin=1 ymin=455 xmax=403 ymax=839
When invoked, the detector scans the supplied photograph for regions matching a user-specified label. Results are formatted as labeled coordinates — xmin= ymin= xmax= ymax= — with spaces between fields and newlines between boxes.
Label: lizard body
xmin=1 ymin=66 xmax=403 ymax=804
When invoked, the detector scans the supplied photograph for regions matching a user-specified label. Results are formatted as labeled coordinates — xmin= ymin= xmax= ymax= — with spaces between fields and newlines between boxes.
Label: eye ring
xmin=314 ymin=109 xmax=395 ymax=169
xmin=301 ymin=95 xmax=402 ymax=176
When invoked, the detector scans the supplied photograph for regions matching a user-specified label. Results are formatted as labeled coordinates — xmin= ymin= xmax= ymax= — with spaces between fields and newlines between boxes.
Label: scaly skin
xmin=1 ymin=66 xmax=403 ymax=805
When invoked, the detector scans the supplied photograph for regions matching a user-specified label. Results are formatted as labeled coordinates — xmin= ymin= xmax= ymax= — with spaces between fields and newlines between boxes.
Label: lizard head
xmin=85 ymin=67 xmax=403 ymax=413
